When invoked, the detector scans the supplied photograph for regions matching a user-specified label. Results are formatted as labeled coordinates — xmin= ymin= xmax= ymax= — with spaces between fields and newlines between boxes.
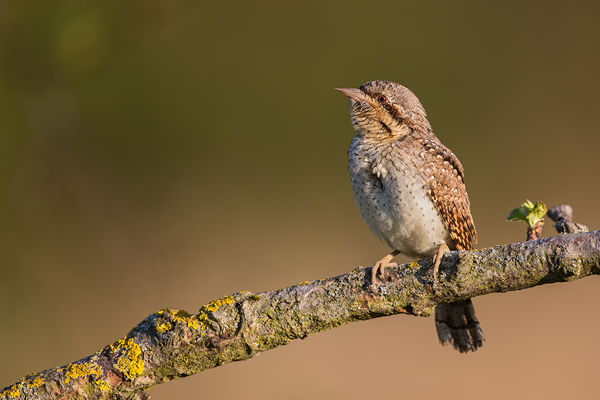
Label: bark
xmin=526 ymin=220 xmax=543 ymax=241
xmin=2 ymin=230 xmax=599 ymax=400
xmin=547 ymin=204 xmax=589 ymax=235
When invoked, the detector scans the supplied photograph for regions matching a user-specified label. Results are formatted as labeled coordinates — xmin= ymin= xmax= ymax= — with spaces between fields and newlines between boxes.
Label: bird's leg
xmin=371 ymin=250 xmax=400 ymax=284
xmin=432 ymin=242 xmax=449 ymax=284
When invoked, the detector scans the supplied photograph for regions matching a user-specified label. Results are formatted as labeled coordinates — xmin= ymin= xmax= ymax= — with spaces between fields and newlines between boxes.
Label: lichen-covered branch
xmin=2 ymin=231 xmax=600 ymax=400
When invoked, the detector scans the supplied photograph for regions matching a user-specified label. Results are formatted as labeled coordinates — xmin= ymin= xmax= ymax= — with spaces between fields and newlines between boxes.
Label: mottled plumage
xmin=337 ymin=80 xmax=484 ymax=353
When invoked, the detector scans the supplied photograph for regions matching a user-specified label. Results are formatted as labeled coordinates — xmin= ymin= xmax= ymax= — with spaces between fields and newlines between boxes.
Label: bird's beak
xmin=335 ymin=87 xmax=368 ymax=102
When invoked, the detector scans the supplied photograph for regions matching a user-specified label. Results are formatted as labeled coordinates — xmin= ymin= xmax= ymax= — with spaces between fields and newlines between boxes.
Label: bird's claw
xmin=432 ymin=242 xmax=450 ymax=286
xmin=371 ymin=261 xmax=399 ymax=284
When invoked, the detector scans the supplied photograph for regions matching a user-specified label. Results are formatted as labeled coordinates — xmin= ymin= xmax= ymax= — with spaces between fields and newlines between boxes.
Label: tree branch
xmin=2 ymin=230 xmax=599 ymax=400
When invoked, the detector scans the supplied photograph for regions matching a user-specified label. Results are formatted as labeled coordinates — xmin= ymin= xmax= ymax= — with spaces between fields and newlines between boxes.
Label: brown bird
xmin=336 ymin=80 xmax=484 ymax=353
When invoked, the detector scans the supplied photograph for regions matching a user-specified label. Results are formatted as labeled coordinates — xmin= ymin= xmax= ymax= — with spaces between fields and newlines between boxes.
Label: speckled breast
xmin=348 ymin=137 xmax=451 ymax=259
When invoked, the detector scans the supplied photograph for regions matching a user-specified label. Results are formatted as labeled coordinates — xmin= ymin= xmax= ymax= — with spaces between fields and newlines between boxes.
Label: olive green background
xmin=1 ymin=1 xmax=599 ymax=398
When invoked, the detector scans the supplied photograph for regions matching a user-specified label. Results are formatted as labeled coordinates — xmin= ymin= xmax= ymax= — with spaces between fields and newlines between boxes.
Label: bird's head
xmin=336 ymin=80 xmax=430 ymax=139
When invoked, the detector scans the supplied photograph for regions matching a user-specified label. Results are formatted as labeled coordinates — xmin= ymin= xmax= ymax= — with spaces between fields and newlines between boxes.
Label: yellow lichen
xmin=156 ymin=309 xmax=200 ymax=330
xmin=96 ymin=379 xmax=111 ymax=392
xmin=204 ymin=295 xmax=235 ymax=312
xmin=25 ymin=376 xmax=44 ymax=388
xmin=109 ymin=338 xmax=144 ymax=380
xmin=298 ymin=281 xmax=310 ymax=285
xmin=173 ymin=310 xmax=199 ymax=329
xmin=63 ymin=362 xmax=102 ymax=384
xmin=1 ymin=383 xmax=21 ymax=398
xmin=153 ymin=297 xmax=235 ymax=338
xmin=156 ymin=322 xmax=172 ymax=332
xmin=194 ymin=295 xmax=236 ymax=336
xmin=197 ymin=310 xmax=209 ymax=335
xmin=187 ymin=317 xmax=199 ymax=329
xmin=409 ymin=262 xmax=420 ymax=269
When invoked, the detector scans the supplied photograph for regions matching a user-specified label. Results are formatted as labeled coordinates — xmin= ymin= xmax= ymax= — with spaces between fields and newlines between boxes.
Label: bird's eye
xmin=377 ymin=95 xmax=387 ymax=103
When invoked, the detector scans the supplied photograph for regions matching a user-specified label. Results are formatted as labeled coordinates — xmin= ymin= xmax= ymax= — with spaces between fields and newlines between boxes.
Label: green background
xmin=1 ymin=1 xmax=599 ymax=398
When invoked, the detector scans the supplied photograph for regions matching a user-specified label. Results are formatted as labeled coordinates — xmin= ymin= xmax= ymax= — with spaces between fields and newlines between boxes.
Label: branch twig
xmin=547 ymin=205 xmax=589 ymax=234
xmin=2 ymin=231 xmax=599 ymax=399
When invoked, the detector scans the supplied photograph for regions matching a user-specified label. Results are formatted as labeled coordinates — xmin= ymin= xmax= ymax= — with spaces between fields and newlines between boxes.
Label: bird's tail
xmin=435 ymin=299 xmax=484 ymax=353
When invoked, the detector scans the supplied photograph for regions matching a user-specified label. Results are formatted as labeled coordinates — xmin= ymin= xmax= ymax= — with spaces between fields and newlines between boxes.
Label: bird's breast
xmin=348 ymin=139 xmax=451 ymax=259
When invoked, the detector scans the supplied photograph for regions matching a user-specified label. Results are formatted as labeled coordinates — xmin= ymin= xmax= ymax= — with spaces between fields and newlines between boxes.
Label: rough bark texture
xmin=2 ymin=231 xmax=600 ymax=400
xmin=526 ymin=220 xmax=544 ymax=241
xmin=547 ymin=204 xmax=589 ymax=234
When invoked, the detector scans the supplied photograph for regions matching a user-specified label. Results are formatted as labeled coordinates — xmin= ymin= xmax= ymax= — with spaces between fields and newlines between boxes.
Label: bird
xmin=336 ymin=80 xmax=484 ymax=353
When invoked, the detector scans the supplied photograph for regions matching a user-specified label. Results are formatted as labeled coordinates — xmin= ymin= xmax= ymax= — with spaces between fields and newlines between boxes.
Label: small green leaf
xmin=507 ymin=200 xmax=547 ymax=228
xmin=507 ymin=208 xmax=526 ymax=222
xmin=527 ymin=201 xmax=547 ymax=227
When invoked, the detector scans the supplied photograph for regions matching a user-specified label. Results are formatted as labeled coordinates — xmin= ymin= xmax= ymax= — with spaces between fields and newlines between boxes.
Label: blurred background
xmin=1 ymin=0 xmax=599 ymax=398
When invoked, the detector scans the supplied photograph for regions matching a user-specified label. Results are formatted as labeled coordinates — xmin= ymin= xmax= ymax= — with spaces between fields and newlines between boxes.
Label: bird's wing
xmin=418 ymin=138 xmax=477 ymax=251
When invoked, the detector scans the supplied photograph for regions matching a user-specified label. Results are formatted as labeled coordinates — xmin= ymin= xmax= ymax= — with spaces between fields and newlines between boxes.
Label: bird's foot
xmin=432 ymin=242 xmax=450 ymax=285
xmin=371 ymin=250 xmax=400 ymax=285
